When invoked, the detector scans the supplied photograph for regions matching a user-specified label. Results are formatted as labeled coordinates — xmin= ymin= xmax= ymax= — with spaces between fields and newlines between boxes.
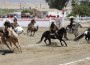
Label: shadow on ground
xmin=0 ymin=50 xmax=14 ymax=55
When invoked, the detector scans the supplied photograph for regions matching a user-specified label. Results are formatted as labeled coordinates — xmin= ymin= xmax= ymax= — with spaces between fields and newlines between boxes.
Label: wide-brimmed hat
xmin=69 ymin=16 xmax=75 ymax=19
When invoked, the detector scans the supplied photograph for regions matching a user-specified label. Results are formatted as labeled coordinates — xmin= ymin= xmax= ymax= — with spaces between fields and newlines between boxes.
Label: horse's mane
xmin=58 ymin=27 xmax=66 ymax=34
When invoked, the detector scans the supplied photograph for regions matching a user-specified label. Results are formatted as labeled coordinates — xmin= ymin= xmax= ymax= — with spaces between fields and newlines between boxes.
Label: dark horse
xmin=74 ymin=28 xmax=90 ymax=41
xmin=37 ymin=27 xmax=67 ymax=46
xmin=27 ymin=19 xmax=38 ymax=36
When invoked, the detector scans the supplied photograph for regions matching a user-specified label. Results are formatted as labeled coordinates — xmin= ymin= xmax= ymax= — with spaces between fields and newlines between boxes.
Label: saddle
xmin=50 ymin=31 xmax=57 ymax=39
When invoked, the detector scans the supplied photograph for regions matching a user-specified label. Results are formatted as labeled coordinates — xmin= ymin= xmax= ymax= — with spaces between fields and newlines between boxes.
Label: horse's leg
xmin=27 ymin=28 xmax=29 ymax=34
xmin=9 ymin=41 xmax=12 ymax=47
xmin=64 ymin=32 xmax=69 ymax=40
xmin=3 ymin=40 xmax=12 ymax=51
xmin=44 ymin=38 xmax=48 ymax=45
xmin=12 ymin=42 xmax=20 ymax=52
xmin=73 ymin=30 xmax=78 ymax=38
xmin=17 ymin=42 xmax=22 ymax=52
xmin=32 ymin=31 xmax=35 ymax=36
xmin=30 ymin=31 xmax=32 ymax=36
xmin=27 ymin=28 xmax=31 ymax=36
xmin=9 ymin=41 xmax=14 ymax=50
xmin=59 ymin=40 xmax=64 ymax=46
xmin=22 ymin=30 xmax=26 ymax=35
xmin=74 ymin=32 xmax=78 ymax=38
xmin=48 ymin=38 xmax=51 ymax=45
xmin=27 ymin=29 xmax=28 ymax=34
xmin=61 ymin=39 xmax=67 ymax=47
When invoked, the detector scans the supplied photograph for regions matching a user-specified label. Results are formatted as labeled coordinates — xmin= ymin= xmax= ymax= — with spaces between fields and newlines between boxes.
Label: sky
xmin=0 ymin=0 xmax=47 ymax=4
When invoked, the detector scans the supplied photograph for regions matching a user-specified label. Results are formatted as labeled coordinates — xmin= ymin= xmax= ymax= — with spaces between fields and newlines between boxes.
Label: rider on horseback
xmin=4 ymin=21 xmax=18 ymax=39
xmin=49 ymin=22 xmax=58 ymax=37
xmin=4 ymin=21 xmax=12 ymax=38
xmin=69 ymin=16 xmax=75 ymax=32
xmin=13 ymin=16 xmax=19 ymax=27
xmin=28 ymin=19 xmax=36 ymax=29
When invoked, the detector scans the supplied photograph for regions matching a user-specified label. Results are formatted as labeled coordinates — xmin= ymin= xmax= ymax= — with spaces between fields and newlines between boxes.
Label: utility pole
xmin=19 ymin=0 xmax=22 ymax=9
xmin=4 ymin=0 xmax=5 ymax=9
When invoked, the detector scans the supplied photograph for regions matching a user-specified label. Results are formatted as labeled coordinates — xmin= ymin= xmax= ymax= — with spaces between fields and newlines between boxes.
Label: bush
xmin=67 ymin=12 xmax=76 ymax=17
xmin=21 ymin=9 xmax=33 ymax=14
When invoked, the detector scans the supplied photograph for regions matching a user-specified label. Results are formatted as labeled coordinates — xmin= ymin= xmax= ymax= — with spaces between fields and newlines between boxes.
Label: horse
xmin=14 ymin=26 xmax=25 ymax=35
xmin=0 ymin=28 xmax=22 ymax=52
xmin=10 ymin=23 xmax=25 ymax=35
xmin=66 ymin=22 xmax=82 ymax=39
xmin=74 ymin=28 xmax=90 ymax=41
xmin=27 ymin=21 xmax=38 ymax=36
xmin=37 ymin=27 xmax=67 ymax=46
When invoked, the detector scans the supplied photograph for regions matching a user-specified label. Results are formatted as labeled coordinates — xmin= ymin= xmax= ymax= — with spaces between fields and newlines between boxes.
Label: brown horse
xmin=27 ymin=25 xmax=38 ymax=36
xmin=0 ymin=28 xmax=22 ymax=52
xmin=27 ymin=19 xmax=38 ymax=36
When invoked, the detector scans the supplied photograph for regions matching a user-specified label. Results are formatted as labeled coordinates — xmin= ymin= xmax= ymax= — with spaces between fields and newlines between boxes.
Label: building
xmin=32 ymin=8 xmax=67 ymax=18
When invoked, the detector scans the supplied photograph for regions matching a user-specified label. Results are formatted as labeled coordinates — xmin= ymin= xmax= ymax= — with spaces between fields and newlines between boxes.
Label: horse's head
xmin=7 ymin=28 xmax=18 ymax=39
xmin=58 ymin=27 xmax=66 ymax=34
xmin=31 ymin=19 xmax=36 ymax=24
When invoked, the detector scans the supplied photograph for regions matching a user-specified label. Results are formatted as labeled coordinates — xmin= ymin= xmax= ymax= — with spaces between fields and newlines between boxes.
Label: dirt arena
xmin=0 ymin=27 xmax=90 ymax=65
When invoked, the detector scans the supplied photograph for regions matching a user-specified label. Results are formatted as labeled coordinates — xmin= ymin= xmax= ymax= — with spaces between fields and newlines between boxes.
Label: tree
xmin=72 ymin=0 xmax=78 ymax=6
xmin=69 ymin=0 xmax=90 ymax=16
xmin=45 ymin=0 xmax=69 ymax=10
xmin=21 ymin=9 xmax=33 ymax=14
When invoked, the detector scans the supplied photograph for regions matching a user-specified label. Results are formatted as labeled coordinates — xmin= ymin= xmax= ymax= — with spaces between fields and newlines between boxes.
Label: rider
xmin=4 ymin=21 xmax=18 ymax=39
xmin=13 ymin=16 xmax=19 ymax=27
xmin=28 ymin=19 xmax=36 ymax=28
xmin=49 ymin=22 xmax=58 ymax=36
xmin=3 ymin=21 xmax=12 ymax=38
xmin=69 ymin=16 xmax=75 ymax=32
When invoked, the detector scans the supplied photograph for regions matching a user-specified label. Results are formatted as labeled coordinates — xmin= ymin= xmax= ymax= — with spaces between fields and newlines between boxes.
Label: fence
xmin=0 ymin=17 xmax=90 ymax=27
xmin=0 ymin=18 xmax=50 ymax=27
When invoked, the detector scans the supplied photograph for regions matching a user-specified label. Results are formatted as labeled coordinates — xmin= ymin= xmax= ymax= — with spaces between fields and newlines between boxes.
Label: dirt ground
xmin=0 ymin=27 xmax=90 ymax=65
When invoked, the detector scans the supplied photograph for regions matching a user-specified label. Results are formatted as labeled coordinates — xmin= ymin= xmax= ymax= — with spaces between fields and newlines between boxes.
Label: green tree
xmin=69 ymin=0 xmax=90 ymax=16
xmin=45 ymin=0 xmax=69 ymax=10
xmin=0 ymin=9 xmax=18 ymax=15
xmin=72 ymin=0 xmax=78 ymax=6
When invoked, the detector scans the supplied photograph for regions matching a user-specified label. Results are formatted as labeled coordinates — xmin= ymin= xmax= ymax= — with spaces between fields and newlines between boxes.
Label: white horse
xmin=66 ymin=22 xmax=82 ymax=38
xmin=14 ymin=26 xmax=26 ymax=35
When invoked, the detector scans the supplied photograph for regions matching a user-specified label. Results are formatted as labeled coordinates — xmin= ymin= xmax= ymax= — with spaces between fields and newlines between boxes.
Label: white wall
xmin=0 ymin=19 xmax=51 ymax=27
xmin=48 ymin=11 xmax=66 ymax=17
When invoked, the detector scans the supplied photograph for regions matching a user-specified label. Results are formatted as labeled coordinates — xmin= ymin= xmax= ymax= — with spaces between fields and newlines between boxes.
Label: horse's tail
xmin=37 ymin=31 xmax=45 ymax=43
xmin=74 ymin=33 xmax=84 ymax=41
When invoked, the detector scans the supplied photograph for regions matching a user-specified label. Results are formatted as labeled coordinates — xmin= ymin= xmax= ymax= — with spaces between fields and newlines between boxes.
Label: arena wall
xmin=0 ymin=18 xmax=90 ymax=27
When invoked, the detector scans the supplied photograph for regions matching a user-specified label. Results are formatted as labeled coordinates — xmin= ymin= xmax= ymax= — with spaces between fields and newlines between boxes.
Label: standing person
xmin=55 ymin=15 xmax=62 ymax=29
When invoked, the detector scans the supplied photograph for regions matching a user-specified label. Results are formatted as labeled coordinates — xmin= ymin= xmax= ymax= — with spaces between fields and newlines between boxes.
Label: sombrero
xmin=69 ymin=16 xmax=75 ymax=19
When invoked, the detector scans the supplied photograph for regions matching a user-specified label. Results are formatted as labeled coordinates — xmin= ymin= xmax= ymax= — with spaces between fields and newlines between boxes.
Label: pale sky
xmin=0 ymin=0 xmax=46 ymax=4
